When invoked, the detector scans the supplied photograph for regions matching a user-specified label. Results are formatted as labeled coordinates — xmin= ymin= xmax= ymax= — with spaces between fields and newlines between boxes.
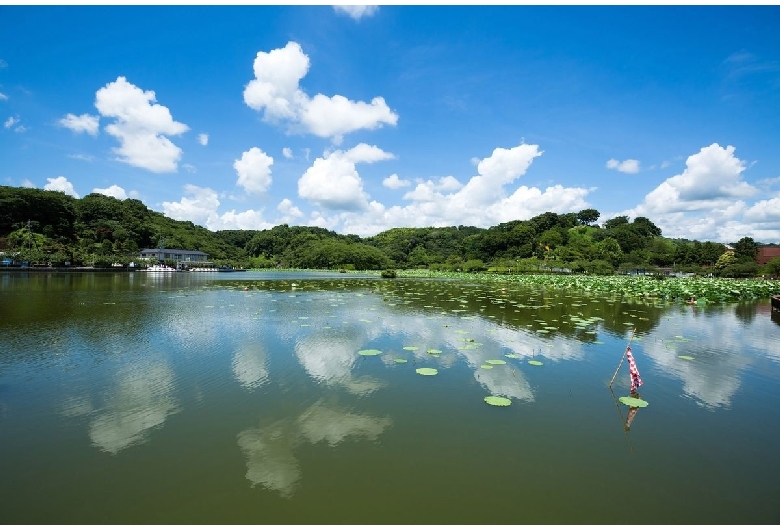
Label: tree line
xmin=1 ymin=185 xmax=777 ymax=277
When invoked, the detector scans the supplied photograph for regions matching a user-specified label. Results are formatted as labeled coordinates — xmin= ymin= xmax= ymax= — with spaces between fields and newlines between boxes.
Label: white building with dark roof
xmin=139 ymin=247 xmax=208 ymax=263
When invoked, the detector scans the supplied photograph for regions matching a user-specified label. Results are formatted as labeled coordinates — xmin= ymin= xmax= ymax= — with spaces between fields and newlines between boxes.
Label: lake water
xmin=1 ymin=271 xmax=779 ymax=524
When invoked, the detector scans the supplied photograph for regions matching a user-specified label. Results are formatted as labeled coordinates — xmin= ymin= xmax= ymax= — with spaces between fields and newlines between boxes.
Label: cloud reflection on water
xmin=237 ymin=400 xmax=392 ymax=497
xmin=232 ymin=343 xmax=270 ymax=390
xmin=637 ymin=307 xmax=775 ymax=409
xmin=62 ymin=361 xmax=179 ymax=454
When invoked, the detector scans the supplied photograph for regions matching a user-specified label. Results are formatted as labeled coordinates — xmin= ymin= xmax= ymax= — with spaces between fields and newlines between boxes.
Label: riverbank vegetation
xmin=2 ymin=185 xmax=779 ymax=279
xmin=390 ymin=269 xmax=780 ymax=304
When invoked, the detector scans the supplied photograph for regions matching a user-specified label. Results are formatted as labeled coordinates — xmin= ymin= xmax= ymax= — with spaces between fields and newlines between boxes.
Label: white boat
xmin=144 ymin=264 xmax=177 ymax=273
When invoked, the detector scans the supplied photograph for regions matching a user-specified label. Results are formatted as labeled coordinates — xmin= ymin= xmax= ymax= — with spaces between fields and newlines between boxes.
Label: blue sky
xmin=1 ymin=5 xmax=779 ymax=243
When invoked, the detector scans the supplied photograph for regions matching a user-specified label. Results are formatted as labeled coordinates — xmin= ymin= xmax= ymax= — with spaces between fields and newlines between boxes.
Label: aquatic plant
xmin=393 ymin=271 xmax=780 ymax=304
xmin=484 ymin=396 xmax=512 ymax=406
xmin=619 ymin=396 xmax=649 ymax=407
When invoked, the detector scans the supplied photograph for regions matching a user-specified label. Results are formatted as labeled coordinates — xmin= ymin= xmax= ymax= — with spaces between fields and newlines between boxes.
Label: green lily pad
xmin=427 ymin=349 xmax=442 ymax=354
xmin=528 ymin=360 xmax=543 ymax=366
xmin=416 ymin=368 xmax=438 ymax=376
xmin=484 ymin=396 xmax=511 ymax=407
xmin=678 ymin=355 xmax=695 ymax=361
xmin=403 ymin=346 xmax=419 ymax=351
xmin=505 ymin=354 xmax=521 ymax=359
xmin=358 ymin=349 xmax=382 ymax=356
xmin=394 ymin=359 xmax=408 ymax=363
xmin=486 ymin=359 xmax=506 ymax=365
xmin=619 ymin=396 xmax=649 ymax=407
xmin=480 ymin=364 xmax=494 ymax=369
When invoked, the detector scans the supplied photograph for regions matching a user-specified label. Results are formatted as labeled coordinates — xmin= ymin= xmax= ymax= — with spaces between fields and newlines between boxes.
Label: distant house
xmin=139 ymin=248 xmax=208 ymax=263
xmin=723 ymin=244 xmax=735 ymax=253
xmin=757 ymin=247 xmax=780 ymax=265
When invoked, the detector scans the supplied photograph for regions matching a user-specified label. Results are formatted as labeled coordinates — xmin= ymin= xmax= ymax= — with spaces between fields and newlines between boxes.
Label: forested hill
xmin=0 ymin=185 xmax=773 ymax=276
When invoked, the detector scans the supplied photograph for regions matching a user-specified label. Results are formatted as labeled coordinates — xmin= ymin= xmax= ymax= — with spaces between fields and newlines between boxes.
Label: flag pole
xmin=608 ymin=327 xmax=636 ymax=388
xmin=609 ymin=385 xmax=635 ymax=453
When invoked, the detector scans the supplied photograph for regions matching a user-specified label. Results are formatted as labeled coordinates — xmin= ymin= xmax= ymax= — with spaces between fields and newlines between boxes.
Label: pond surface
xmin=1 ymin=271 xmax=779 ymax=524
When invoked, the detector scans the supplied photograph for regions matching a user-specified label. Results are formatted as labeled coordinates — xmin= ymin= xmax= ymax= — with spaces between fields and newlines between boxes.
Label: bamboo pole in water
xmin=608 ymin=327 xmax=636 ymax=388
xmin=609 ymin=386 xmax=635 ymax=453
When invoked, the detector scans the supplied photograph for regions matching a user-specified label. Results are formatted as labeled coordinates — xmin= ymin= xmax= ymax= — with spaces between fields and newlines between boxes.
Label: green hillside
xmin=0 ymin=185 xmax=776 ymax=277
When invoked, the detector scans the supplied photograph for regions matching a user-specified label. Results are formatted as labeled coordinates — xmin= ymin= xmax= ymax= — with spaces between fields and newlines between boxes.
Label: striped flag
xmin=626 ymin=347 xmax=643 ymax=392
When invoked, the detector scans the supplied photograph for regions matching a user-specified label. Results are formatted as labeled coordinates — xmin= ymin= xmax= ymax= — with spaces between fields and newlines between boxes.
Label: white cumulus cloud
xmin=198 ymin=133 xmax=209 ymax=146
xmin=307 ymin=142 xmax=592 ymax=237
xmin=93 ymin=185 xmax=128 ymax=200
xmin=162 ymin=184 xmax=275 ymax=231
xmin=162 ymin=184 xmax=221 ymax=227
xmin=333 ymin=5 xmax=379 ymax=20
xmin=0 ymin=92 xmax=8 ymax=101
xmin=243 ymin=41 xmax=397 ymax=142
xmin=59 ymin=113 xmax=99 ymax=135
xmin=95 ymin=76 xmax=189 ymax=173
xmin=343 ymin=143 xmax=395 ymax=163
xmin=743 ymin=195 xmax=780 ymax=224
xmin=215 ymin=209 xmax=274 ymax=231
xmin=606 ymin=158 xmax=640 ymax=174
xmin=282 ymin=147 xmax=293 ymax=159
xmin=299 ymin=151 xmax=370 ymax=212
xmin=4 ymin=116 xmax=19 ymax=128
xmin=298 ymin=144 xmax=394 ymax=212
xmin=617 ymin=143 xmax=780 ymax=241
xmin=234 ymin=147 xmax=274 ymax=194
xmin=638 ymin=143 xmax=755 ymax=217
xmin=277 ymin=198 xmax=304 ymax=222
xmin=403 ymin=176 xmax=463 ymax=202
xmin=43 ymin=176 xmax=79 ymax=198
xmin=382 ymin=174 xmax=410 ymax=189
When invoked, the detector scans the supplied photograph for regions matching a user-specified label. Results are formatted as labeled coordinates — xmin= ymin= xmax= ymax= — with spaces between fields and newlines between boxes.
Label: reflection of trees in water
xmin=237 ymin=400 xmax=392 ymax=497
xmin=734 ymin=301 xmax=757 ymax=325
xmin=371 ymin=279 xmax=667 ymax=341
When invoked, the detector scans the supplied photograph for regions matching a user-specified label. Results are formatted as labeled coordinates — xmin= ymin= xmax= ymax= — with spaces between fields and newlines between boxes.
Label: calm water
xmin=1 ymin=271 xmax=779 ymax=524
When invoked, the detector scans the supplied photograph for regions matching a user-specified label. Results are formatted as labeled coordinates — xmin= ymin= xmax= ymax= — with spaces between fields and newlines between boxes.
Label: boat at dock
xmin=143 ymin=264 xmax=176 ymax=273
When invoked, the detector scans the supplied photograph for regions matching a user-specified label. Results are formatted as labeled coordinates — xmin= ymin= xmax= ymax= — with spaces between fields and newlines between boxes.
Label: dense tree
xmin=632 ymin=216 xmax=662 ymax=238
xmin=0 ymin=186 xmax=772 ymax=277
xmin=576 ymin=208 xmax=600 ymax=226
xmin=603 ymin=215 xmax=629 ymax=230
xmin=715 ymin=252 xmax=737 ymax=270
xmin=734 ymin=237 xmax=758 ymax=262
xmin=763 ymin=257 xmax=780 ymax=276
xmin=594 ymin=237 xmax=623 ymax=266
